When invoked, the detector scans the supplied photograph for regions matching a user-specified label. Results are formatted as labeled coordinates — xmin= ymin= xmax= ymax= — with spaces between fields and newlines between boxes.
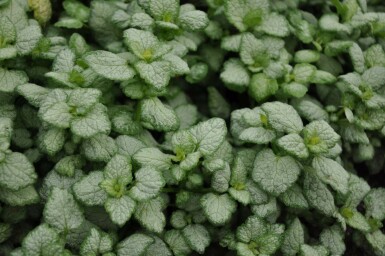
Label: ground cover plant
xmin=1 ymin=0 xmax=385 ymax=255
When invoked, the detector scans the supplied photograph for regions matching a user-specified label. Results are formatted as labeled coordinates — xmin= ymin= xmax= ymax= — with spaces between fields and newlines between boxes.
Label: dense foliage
xmin=1 ymin=0 xmax=385 ymax=255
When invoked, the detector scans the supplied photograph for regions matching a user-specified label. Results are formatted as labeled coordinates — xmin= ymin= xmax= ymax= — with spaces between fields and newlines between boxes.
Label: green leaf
xmin=229 ymin=188 xmax=250 ymax=206
xmin=63 ymin=0 xmax=90 ymax=22
xmin=303 ymin=120 xmax=340 ymax=154
xmin=190 ymin=118 xmax=227 ymax=156
xmin=175 ymin=104 xmax=199 ymax=130
xmin=261 ymin=102 xmax=303 ymax=133
xmin=319 ymin=14 xmax=352 ymax=34
xmin=365 ymin=231 xmax=385 ymax=256
xmin=164 ymin=230 xmax=192 ymax=256
xmin=52 ymin=48 xmax=75 ymax=73
xmin=364 ymin=188 xmax=385 ymax=221
xmin=0 ymin=224 xmax=12 ymax=244
xmin=105 ymin=195 xmax=136 ymax=226
xmin=238 ymin=126 xmax=276 ymax=145
xmin=255 ymin=233 xmax=283 ymax=255
xmin=81 ymin=134 xmax=117 ymax=162
xmin=224 ymin=0 xmax=269 ymax=32
xmin=186 ymin=62 xmax=208 ymax=83
xmin=292 ymin=97 xmax=329 ymax=122
xmin=365 ymin=44 xmax=385 ymax=68
xmin=349 ymin=43 xmax=365 ymax=74
xmin=120 ymin=79 xmax=146 ymax=100
xmin=342 ymin=208 xmax=371 ymax=232
xmin=84 ymin=50 xmax=135 ymax=81
xmin=172 ymin=129 xmax=198 ymax=155
xmin=0 ymin=152 xmax=37 ymax=190
xmin=180 ymin=152 xmax=201 ymax=171
xmin=163 ymin=54 xmax=190 ymax=76
xmin=39 ymin=89 xmax=72 ymax=126
xmin=207 ymin=87 xmax=231 ymax=119
xmin=116 ymin=135 xmax=147 ymax=157
xmin=252 ymin=149 xmax=300 ymax=196
xmin=229 ymin=157 xmax=250 ymax=205
xmin=278 ymin=184 xmax=309 ymax=210
xmin=117 ymin=233 xmax=154 ymax=256
xmin=281 ymin=218 xmax=305 ymax=256
xmin=355 ymin=107 xmax=385 ymax=130
xmin=320 ymin=225 xmax=346 ymax=255
xmin=73 ymin=171 xmax=108 ymax=206
xmin=40 ymin=101 xmax=72 ymax=129
xmin=133 ymin=147 xmax=173 ymax=171
xmin=221 ymin=34 xmax=242 ymax=52
xmin=0 ymin=46 xmax=17 ymax=60
xmin=134 ymin=197 xmax=166 ymax=233
xmin=220 ymin=59 xmax=250 ymax=93
xmin=89 ymin=1 xmax=121 ymax=48
xmin=294 ymin=50 xmax=320 ymax=63
xmin=236 ymin=215 xmax=284 ymax=254
xmin=148 ymin=0 xmax=179 ymax=22
xmin=340 ymin=123 xmax=370 ymax=144
xmin=240 ymin=33 xmax=269 ymax=69
xmin=129 ymin=166 xmax=165 ymax=201
xmin=15 ymin=25 xmax=42 ymax=55
xmin=0 ymin=17 xmax=16 ymax=43
xmin=312 ymin=156 xmax=349 ymax=194
xmin=304 ymin=172 xmax=336 ymax=217
xmin=37 ymin=128 xmax=66 ymax=156
xmin=325 ymin=40 xmax=353 ymax=57
xmin=80 ymin=228 xmax=113 ymax=255
xmin=182 ymin=224 xmax=211 ymax=254
xmin=310 ymin=70 xmax=336 ymax=84
xmin=283 ymin=82 xmax=308 ymax=98
xmin=201 ymin=193 xmax=236 ymax=225
xmin=179 ymin=10 xmax=209 ymax=31
xmin=139 ymin=97 xmax=179 ymax=132
xmin=67 ymin=88 xmax=101 ymax=114
xmin=251 ymin=197 xmax=279 ymax=219
xmin=131 ymin=12 xmax=154 ymax=30
xmin=44 ymin=187 xmax=84 ymax=232
xmin=362 ymin=66 xmax=385 ymax=91
xmin=0 ymin=0 xmax=28 ymax=31
xmin=0 ymin=68 xmax=28 ymax=93
xmin=54 ymin=155 xmax=83 ymax=177
xmin=69 ymin=33 xmax=89 ymax=56
xmin=22 ymin=224 xmax=60 ymax=256
xmin=44 ymin=71 xmax=76 ymax=88
xmin=124 ymin=28 xmax=169 ymax=58
xmin=0 ymin=120 xmax=12 ymax=152
xmin=135 ymin=60 xmax=171 ymax=90
xmin=16 ymin=83 xmax=49 ymax=108
xmin=259 ymin=13 xmax=289 ymax=37
xmin=235 ymin=242 xmax=255 ymax=256
xmin=247 ymin=181 xmax=268 ymax=205
xmin=12 ymin=128 xmax=33 ymax=149
xmin=345 ymin=174 xmax=370 ymax=208
xmin=104 ymin=154 xmax=132 ymax=185
xmin=145 ymin=236 xmax=172 ymax=256
xmin=292 ymin=64 xmax=316 ymax=84
xmin=111 ymin=109 xmax=142 ymax=136
xmin=208 ymin=140 xmax=233 ymax=165
xmin=277 ymin=133 xmax=309 ymax=159
xmin=170 ymin=211 xmax=188 ymax=229
xmin=0 ymin=185 xmax=39 ymax=206
xmin=40 ymin=169 xmax=84 ymax=200
xmin=299 ymin=244 xmax=323 ymax=256
xmin=55 ymin=17 xmax=84 ymax=29
xmin=211 ymin=162 xmax=231 ymax=193
xmin=100 ymin=179 xmax=126 ymax=199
